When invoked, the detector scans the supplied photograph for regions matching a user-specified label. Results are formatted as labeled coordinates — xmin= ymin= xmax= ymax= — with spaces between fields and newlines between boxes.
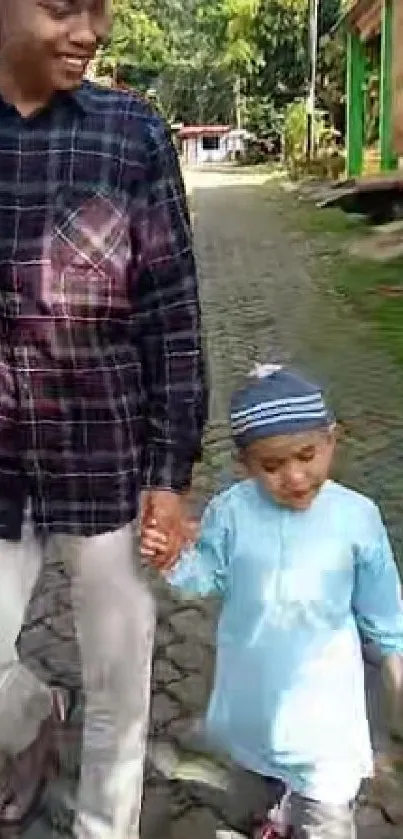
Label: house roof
xmin=178 ymin=125 xmax=231 ymax=139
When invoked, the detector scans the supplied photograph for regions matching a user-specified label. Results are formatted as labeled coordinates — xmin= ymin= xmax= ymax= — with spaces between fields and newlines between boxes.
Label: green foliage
xmin=363 ymin=38 xmax=381 ymax=146
xmin=251 ymin=0 xmax=310 ymax=108
xmin=283 ymin=99 xmax=344 ymax=180
xmin=243 ymin=94 xmax=283 ymax=136
xmin=95 ymin=0 xmax=345 ymax=137
xmin=99 ymin=0 xmax=168 ymax=75
xmin=317 ymin=32 xmax=346 ymax=127
xmin=283 ymin=99 xmax=308 ymax=161
xmin=155 ymin=66 xmax=235 ymax=125
xmin=220 ymin=0 xmax=260 ymax=72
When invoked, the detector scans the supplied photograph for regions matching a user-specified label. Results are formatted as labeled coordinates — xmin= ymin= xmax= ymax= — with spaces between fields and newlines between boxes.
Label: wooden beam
xmin=346 ymin=0 xmax=382 ymax=39
xmin=358 ymin=0 xmax=382 ymax=39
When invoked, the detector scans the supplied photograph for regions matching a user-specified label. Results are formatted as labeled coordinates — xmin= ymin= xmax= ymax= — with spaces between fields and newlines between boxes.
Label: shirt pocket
xmin=46 ymin=189 xmax=132 ymax=321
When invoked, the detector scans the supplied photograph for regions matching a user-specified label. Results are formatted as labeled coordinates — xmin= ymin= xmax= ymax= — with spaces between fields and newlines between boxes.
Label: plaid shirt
xmin=0 ymin=82 xmax=206 ymax=537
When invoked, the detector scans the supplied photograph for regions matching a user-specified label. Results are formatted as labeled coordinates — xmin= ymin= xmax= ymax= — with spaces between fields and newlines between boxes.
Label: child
xmin=141 ymin=363 xmax=403 ymax=838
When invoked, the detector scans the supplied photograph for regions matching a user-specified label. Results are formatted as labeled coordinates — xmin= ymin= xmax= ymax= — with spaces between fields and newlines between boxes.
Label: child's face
xmin=241 ymin=428 xmax=336 ymax=511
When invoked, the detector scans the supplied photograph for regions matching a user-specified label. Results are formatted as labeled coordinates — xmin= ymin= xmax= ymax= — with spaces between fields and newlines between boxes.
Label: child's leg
xmin=223 ymin=767 xmax=285 ymax=835
xmin=289 ymin=793 xmax=356 ymax=839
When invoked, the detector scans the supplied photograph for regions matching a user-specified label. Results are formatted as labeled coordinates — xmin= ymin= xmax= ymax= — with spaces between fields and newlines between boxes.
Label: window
xmin=202 ymin=135 xmax=220 ymax=151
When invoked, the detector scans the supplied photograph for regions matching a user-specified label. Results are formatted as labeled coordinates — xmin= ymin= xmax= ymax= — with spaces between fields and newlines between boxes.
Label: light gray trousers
xmin=0 ymin=522 xmax=156 ymax=839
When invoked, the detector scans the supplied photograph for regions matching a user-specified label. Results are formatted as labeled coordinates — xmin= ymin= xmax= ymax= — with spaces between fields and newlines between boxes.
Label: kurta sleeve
xmin=352 ymin=504 xmax=403 ymax=655
xmin=166 ymin=496 xmax=230 ymax=598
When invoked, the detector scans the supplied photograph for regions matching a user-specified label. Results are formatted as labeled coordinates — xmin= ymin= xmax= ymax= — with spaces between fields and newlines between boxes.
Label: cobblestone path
xmin=21 ymin=167 xmax=403 ymax=838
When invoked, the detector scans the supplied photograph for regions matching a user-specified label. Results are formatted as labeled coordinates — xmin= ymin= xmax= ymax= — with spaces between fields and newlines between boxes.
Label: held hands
xmin=140 ymin=489 xmax=199 ymax=571
xmin=140 ymin=518 xmax=199 ymax=570
xmin=140 ymin=519 xmax=169 ymax=566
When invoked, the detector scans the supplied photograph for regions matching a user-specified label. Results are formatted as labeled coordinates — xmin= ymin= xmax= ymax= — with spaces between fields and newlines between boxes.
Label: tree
xmin=316 ymin=0 xmax=346 ymax=130
xmin=95 ymin=0 xmax=345 ymax=134
xmin=97 ymin=0 xmax=168 ymax=81
xmin=194 ymin=0 xmax=260 ymax=126
xmin=250 ymin=0 xmax=309 ymax=107
xmin=244 ymin=0 xmax=344 ymax=134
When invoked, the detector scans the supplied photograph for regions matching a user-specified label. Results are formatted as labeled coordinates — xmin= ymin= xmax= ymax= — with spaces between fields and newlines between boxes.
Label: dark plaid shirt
xmin=0 ymin=82 xmax=206 ymax=537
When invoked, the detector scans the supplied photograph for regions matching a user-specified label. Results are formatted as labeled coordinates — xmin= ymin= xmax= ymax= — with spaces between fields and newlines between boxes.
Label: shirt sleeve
xmin=352 ymin=504 xmax=403 ymax=656
xmin=134 ymin=117 xmax=208 ymax=491
xmin=165 ymin=496 xmax=230 ymax=597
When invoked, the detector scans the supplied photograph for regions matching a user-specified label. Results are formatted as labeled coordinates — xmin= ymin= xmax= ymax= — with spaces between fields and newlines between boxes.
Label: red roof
xmin=178 ymin=125 xmax=231 ymax=139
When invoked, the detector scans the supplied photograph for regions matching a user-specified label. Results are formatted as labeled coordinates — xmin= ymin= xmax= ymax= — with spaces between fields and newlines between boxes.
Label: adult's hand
xmin=140 ymin=489 xmax=188 ymax=571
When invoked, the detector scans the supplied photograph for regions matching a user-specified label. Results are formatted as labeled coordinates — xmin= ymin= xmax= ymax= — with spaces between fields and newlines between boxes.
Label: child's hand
xmin=140 ymin=518 xmax=199 ymax=571
xmin=141 ymin=520 xmax=168 ymax=563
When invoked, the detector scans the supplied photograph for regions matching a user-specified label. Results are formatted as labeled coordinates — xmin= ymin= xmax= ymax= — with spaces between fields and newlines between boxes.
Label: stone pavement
xmin=18 ymin=166 xmax=403 ymax=838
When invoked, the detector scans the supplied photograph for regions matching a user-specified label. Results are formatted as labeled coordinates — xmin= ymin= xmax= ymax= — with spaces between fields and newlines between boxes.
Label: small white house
xmin=178 ymin=125 xmax=231 ymax=165
xmin=177 ymin=125 xmax=255 ymax=165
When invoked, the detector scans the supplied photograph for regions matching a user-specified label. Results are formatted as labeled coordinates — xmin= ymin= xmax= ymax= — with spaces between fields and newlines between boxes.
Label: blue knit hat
xmin=230 ymin=364 xmax=334 ymax=448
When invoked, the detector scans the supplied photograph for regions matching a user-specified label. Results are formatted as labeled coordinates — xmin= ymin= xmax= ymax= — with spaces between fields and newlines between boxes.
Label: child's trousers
xmin=284 ymin=792 xmax=356 ymax=838
xmin=226 ymin=768 xmax=356 ymax=838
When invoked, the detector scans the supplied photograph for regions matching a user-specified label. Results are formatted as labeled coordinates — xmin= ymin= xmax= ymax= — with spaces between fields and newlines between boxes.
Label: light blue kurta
xmin=167 ymin=479 xmax=403 ymax=803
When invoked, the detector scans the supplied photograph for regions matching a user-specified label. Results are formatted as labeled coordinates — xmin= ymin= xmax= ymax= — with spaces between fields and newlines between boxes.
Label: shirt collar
xmin=68 ymin=81 xmax=96 ymax=114
xmin=0 ymin=80 xmax=96 ymax=118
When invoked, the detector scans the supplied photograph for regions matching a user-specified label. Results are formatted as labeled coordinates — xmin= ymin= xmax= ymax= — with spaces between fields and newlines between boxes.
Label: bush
xmin=282 ymin=99 xmax=344 ymax=181
xmin=283 ymin=99 xmax=307 ymax=175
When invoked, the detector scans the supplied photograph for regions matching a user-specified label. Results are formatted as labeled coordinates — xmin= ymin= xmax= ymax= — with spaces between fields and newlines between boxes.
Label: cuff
xmin=142 ymin=446 xmax=193 ymax=492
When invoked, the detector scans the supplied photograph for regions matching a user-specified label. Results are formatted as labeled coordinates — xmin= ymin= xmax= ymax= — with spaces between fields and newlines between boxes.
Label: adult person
xmin=0 ymin=0 xmax=206 ymax=836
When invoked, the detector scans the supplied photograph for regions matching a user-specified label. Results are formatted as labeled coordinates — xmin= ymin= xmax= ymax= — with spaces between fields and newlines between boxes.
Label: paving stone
xmin=152 ymin=658 xmax=183 ymax=688
xmin=168 ymin=674 xmax=209 ymax=713
xmin=165 ymin=641 xmax=209 ymax=673
xmin=170 ymin=806 xmax=217 ymax=839
xmin=156 ymin=598 xmax=180 ymax=622
xmin=169 ymin=607 xmax=215 ymax=645
xmin=150 ymin=694 xmax=182 ymax=730
xmin=140 ymin=781 xmax=171 ymax=839
xmin=163 ymin=716 xmax=200 ymax=742
xmin=357 ymin=805 xmax=400 ymax=837
xmin=154 ymin=622 xmax=177 ymax=651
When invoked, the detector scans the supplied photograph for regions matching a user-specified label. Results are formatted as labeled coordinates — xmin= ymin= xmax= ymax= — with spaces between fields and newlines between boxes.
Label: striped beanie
xmin=230 ymin=364 xmax=334 ymax=448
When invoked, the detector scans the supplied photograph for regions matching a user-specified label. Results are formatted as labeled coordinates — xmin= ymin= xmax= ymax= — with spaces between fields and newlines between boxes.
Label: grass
xmin=289 ymin=203 xmax=367 ymax=236
xmin=279 ymin=192 xmax=403 ymax=367
xmin=334 ymin=258 xmax=403 ymax=363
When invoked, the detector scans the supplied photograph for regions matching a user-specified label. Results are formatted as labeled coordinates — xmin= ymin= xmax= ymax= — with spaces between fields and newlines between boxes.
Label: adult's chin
xmin=51 ymin=60 xmax=88 ymax=92
xmin=54 ymin=73 xmax=85 ymax=91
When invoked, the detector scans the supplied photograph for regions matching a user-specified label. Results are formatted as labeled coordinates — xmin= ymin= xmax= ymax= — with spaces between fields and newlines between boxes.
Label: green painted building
xmin=343 ymin=0 xmax=402 ymax=177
